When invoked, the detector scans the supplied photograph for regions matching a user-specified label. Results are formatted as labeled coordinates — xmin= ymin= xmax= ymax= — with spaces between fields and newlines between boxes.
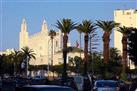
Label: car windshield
xmin=96 ymin=81 xmax=118 ymax=87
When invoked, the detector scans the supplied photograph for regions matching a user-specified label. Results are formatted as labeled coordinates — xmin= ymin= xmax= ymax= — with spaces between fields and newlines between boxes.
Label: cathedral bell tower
xmin=19 ymin=18 xmax=29 ymax=49
xmin=41 ymin=19 xmax=48 ymax=35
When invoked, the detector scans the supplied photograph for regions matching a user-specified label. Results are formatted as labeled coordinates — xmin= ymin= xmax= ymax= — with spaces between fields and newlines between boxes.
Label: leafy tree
xmin=0 ymin=54 xmax=14 ymax=76
xmin=53 ymin=64 xmax=64 ymax=77
xmin=96 ymin=21 xmax=118 ymax=63
xmin=68 ymin=56 xmax=83 ymax=74
xmin=127 ymin=28 xmax=137 ymax=67
xmin=56 ymin=18 xmax=76 ymax=79
xmin=109 ymin=47 xmax=122 ymax=62
xmin=88 ymin=52 xmax=102 ymax=74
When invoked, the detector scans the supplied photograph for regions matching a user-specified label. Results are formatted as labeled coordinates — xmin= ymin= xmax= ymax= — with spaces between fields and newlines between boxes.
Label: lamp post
xmin=89 ymin=34 xmax=99 ymax=75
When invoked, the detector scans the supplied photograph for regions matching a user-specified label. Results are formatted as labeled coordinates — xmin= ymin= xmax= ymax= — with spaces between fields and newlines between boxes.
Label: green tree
xmin=68 ymin=56 xmax=83 ymax=74
xmin=88 ymin=52 xmax=102 ymax=74
xmin=56 ymin=18 xmax=76 ymax=79
xmin=21 ymin=47 xmax=36 ymax=77
xmin=96 ymin=20 xmax=118 ymax=63
xmin=10 ymin=50 xmax=21 ymax=76
xmin=77 ymin=20 xmax=96 ymax=76
xmin=0 ymin=54 xmax=14 ymax=76
xmin=127 ymin=28 xmax=137 ymax=67
xmin=109 ymin=47 xmax=122 ymax=62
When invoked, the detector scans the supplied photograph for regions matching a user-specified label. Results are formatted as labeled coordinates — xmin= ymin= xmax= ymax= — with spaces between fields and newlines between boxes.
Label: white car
xmin=93 ymin=80 xmax=120 ymax=91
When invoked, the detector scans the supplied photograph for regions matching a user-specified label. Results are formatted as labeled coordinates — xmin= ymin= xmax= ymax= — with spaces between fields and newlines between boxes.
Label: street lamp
xmin=89 ymin=34 xmax=99 ymax=75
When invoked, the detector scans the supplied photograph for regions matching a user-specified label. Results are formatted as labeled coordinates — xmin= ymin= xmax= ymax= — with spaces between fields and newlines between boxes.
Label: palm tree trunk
xmin=103 ymin=33 xmax=110 ymax=63
xmin=79 ymin=32 xmax=82 ymax=57
xmin=84 ymin=33 xmax=88 ymax=76
xmin=122 ymin=36 xmax=127 ymax=72
xmin=62 ymin=33 xmax=68 ymax=79
xmin=26 ymin=56 xmax=28 ymax=78
xmin=14 ymin=62 xmax=16 ymax=76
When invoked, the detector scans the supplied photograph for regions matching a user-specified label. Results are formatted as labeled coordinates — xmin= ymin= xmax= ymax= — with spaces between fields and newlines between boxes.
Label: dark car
xmin=93 ymin=80 xmax=120 ymax=91
xmin=15 ymin=85 xmax=75 ymax=91
xmin=51 ymin=77 xmax=78 ymax=91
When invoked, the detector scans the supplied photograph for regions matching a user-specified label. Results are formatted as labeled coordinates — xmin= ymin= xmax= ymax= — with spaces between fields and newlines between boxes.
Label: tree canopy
xmin=127 ymin=28 xmax=137 ymax=67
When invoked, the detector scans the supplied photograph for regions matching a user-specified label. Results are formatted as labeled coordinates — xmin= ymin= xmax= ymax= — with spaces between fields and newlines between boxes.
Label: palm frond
xmin=76 ymin=20 xmax=96 ymax=34
xmin=56 ymin=18 xmax=77 ymax=34
xmin=96 ymin=20 xmax=117 ymax=33
xmin=117 ymin=26 xmax=130 ymax=35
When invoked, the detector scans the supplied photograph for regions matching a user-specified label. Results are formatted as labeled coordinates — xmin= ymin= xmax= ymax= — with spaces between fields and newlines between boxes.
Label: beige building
xmin=19 ymin=19 xmax=83 ymax=66
xmin=114 ymin=9 xmax=137 ymax=69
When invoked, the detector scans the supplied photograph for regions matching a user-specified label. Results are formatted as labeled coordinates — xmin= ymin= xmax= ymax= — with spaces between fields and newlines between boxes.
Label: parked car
xmin=51 ymin=77 xmax=78 ymax=91
xmin=15 ymin=77 xmax=29 ymax=87
xmin=93 ymin=80 xmax=120 ymax=91
xmin=15 ymin=85 xmax=75 ymax=91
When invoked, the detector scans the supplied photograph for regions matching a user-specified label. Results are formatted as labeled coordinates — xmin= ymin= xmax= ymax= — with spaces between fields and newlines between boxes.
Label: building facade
xmin=114 ymin=9 xmax=137 ymax=69
xmin=19 ymin=19 xmax=83 ymax=65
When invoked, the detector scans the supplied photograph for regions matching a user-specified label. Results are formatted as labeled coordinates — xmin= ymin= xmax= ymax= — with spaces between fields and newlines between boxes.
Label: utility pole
xmin=89 ymin=33 xmax=99 ymax=75
xmin=89 ymin=35 xmax=94 ymax=75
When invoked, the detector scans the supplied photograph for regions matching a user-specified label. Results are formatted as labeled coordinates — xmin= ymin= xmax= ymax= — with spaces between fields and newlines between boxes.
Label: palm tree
xmin=49 ymin=29 xmax=56 ymax=78
xmin=56 ymin=18 xmax=76 ymax=79
xmin=77 ymin=20 xmax=96 ymax=76
xmin=49 ymin=30 xmax=56 ymax=66
xmin=21 ymin=47 xmax=36 ymax=77
xmin=10 ymin=49 xmax=21 ymax=76
xmin=96 ymin=20 xmax=118 ymax=63
xmin=117 ymin=26 xmax=129 ymax=71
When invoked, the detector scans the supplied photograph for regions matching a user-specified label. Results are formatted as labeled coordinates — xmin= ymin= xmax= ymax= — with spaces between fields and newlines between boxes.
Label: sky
xmin=0 ymin=0 xmax=137 ymax=52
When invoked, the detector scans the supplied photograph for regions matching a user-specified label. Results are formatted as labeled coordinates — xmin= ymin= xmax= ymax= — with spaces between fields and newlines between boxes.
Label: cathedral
xmin=19 ymin=19 xmax=63 ymax=65
xmin=19 ymin=19 xmax=82 ymax=66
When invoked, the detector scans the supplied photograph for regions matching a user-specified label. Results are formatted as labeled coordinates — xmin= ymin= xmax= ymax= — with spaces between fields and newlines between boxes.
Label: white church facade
xmin=19 ymin=19 xmax=83 ymax=66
